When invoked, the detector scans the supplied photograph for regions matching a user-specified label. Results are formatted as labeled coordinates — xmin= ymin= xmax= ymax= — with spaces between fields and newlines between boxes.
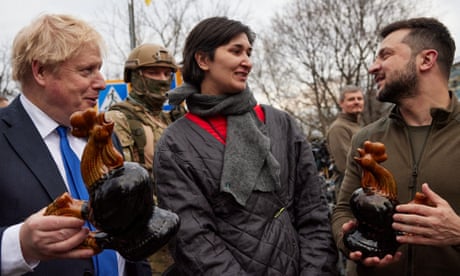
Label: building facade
xmin=449 ymin=56 xmax=460 ymax=98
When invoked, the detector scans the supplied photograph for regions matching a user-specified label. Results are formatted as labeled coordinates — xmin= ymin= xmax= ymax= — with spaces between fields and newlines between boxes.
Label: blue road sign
xmin=98 ymin=81 xmax=128 ymax=111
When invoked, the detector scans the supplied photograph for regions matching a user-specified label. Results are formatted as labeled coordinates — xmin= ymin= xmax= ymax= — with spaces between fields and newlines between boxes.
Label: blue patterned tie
xmin=57 ymin=126 xmax=119 ymax=276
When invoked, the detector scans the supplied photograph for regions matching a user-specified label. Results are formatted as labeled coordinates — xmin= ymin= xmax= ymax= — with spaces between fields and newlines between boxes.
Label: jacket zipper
xmin=406 ymin=123 xmax=433 ymax=276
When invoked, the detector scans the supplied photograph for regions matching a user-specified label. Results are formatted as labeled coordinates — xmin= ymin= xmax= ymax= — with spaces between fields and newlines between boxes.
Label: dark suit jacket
xmin=0 ymin=97 xmax=151 ymax=276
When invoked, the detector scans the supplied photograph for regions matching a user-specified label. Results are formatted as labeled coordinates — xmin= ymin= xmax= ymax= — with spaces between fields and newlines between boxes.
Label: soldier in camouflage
xmin=105 ymin=43 xmax=181 ymax=276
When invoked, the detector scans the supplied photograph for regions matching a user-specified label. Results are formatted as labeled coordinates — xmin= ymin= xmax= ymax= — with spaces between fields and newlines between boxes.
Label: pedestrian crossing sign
xmin=98 ymin=80 xmax=128 ymax=111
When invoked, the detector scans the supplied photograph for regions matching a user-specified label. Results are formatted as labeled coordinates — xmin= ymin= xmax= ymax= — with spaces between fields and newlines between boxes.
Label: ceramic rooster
xmin=45 ymin=108 xmax=179 ymax=261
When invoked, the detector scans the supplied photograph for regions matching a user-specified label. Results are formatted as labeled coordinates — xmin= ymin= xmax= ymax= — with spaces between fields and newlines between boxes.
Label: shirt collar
xmin=20 ymin=94 xmax=59 ymax=139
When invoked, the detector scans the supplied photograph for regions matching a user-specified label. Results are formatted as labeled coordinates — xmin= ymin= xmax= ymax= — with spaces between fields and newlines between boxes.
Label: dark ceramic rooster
xmin=45 ymin=108 xmax=179 ymax=261
xmin=343 ymin=141 xmax=400 ymax=259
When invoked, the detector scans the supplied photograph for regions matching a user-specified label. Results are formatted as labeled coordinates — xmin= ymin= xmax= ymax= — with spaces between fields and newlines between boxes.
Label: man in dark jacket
xmin=0 ymin=14 xmax=151 ymax=275
xmin=332 ymin=17 xmax=460 ymax=276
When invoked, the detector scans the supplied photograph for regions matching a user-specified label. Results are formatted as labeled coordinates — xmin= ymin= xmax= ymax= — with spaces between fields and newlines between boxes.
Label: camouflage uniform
xmin=106 ymin=43 xmax=182 ymax=276
xmin=106 ymin=101 xmax=169 ymax=174
xmin=106 ymin=101 xmax=175 ymax=276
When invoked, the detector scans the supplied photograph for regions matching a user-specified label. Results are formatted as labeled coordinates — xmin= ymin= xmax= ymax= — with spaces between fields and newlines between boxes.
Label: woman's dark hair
xmin=182 ymin=17 xmax=256 ymax=88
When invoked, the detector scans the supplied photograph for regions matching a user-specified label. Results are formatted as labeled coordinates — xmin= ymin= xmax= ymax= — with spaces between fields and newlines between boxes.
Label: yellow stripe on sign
xmin=145 ymin=0 xmax=152 ymax=6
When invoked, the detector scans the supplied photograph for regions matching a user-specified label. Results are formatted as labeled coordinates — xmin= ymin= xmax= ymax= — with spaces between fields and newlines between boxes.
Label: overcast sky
xmin=1 ymin=0 xmax=459 ymax=58
xmin=0 ymin=0 xmax=284 ymax=40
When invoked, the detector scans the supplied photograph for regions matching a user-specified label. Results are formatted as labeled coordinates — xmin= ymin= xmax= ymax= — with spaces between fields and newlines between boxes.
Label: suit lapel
xmin=2 ymin=99 xmax=66 ymax=201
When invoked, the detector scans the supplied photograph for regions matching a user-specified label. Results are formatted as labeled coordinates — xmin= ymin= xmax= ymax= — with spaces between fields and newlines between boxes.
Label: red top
xmin=185 ymin=105 xmax=265 ymax=145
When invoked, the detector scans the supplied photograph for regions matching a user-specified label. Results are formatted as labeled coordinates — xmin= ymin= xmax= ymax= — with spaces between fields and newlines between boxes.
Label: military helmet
xmin=124 ymin=43 xmax=177 ymax=82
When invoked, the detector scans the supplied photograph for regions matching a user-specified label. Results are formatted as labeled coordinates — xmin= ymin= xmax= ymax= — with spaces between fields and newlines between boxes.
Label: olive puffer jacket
xmin=154 ymin=105 xmax=338 ymax=275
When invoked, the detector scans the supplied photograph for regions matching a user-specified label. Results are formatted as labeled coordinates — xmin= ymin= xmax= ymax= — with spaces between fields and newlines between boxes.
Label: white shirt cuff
xmin=1 ymin=223 xmax=39 ymax=275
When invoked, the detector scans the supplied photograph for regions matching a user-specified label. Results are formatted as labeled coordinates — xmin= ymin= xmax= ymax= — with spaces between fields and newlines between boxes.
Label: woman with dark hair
xmin=154 ymin=16 xmax=338 ymax=275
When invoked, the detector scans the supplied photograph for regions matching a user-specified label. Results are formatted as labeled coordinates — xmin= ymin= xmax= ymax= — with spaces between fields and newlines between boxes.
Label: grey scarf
xmin=168 ymin=84 xmax=281 ymax=206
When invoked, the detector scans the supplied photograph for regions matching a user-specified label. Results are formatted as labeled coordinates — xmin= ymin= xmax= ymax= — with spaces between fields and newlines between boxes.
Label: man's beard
xmin=377 ymin=59 xmax=418 ymax=104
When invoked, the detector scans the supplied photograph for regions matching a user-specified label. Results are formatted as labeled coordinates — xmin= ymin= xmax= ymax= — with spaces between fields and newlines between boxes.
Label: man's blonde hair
xmin=11 ymin=14 xmax=105 ymax=85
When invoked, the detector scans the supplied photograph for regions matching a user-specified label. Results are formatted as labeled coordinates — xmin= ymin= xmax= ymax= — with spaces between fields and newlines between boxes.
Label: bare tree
xmin=251 ymin=0 xmax=427 ymax=138
xmin=99 ymin=0 xmax=248 ymax=79
xmin=0 ymin=40 xmax=18 ymax=99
